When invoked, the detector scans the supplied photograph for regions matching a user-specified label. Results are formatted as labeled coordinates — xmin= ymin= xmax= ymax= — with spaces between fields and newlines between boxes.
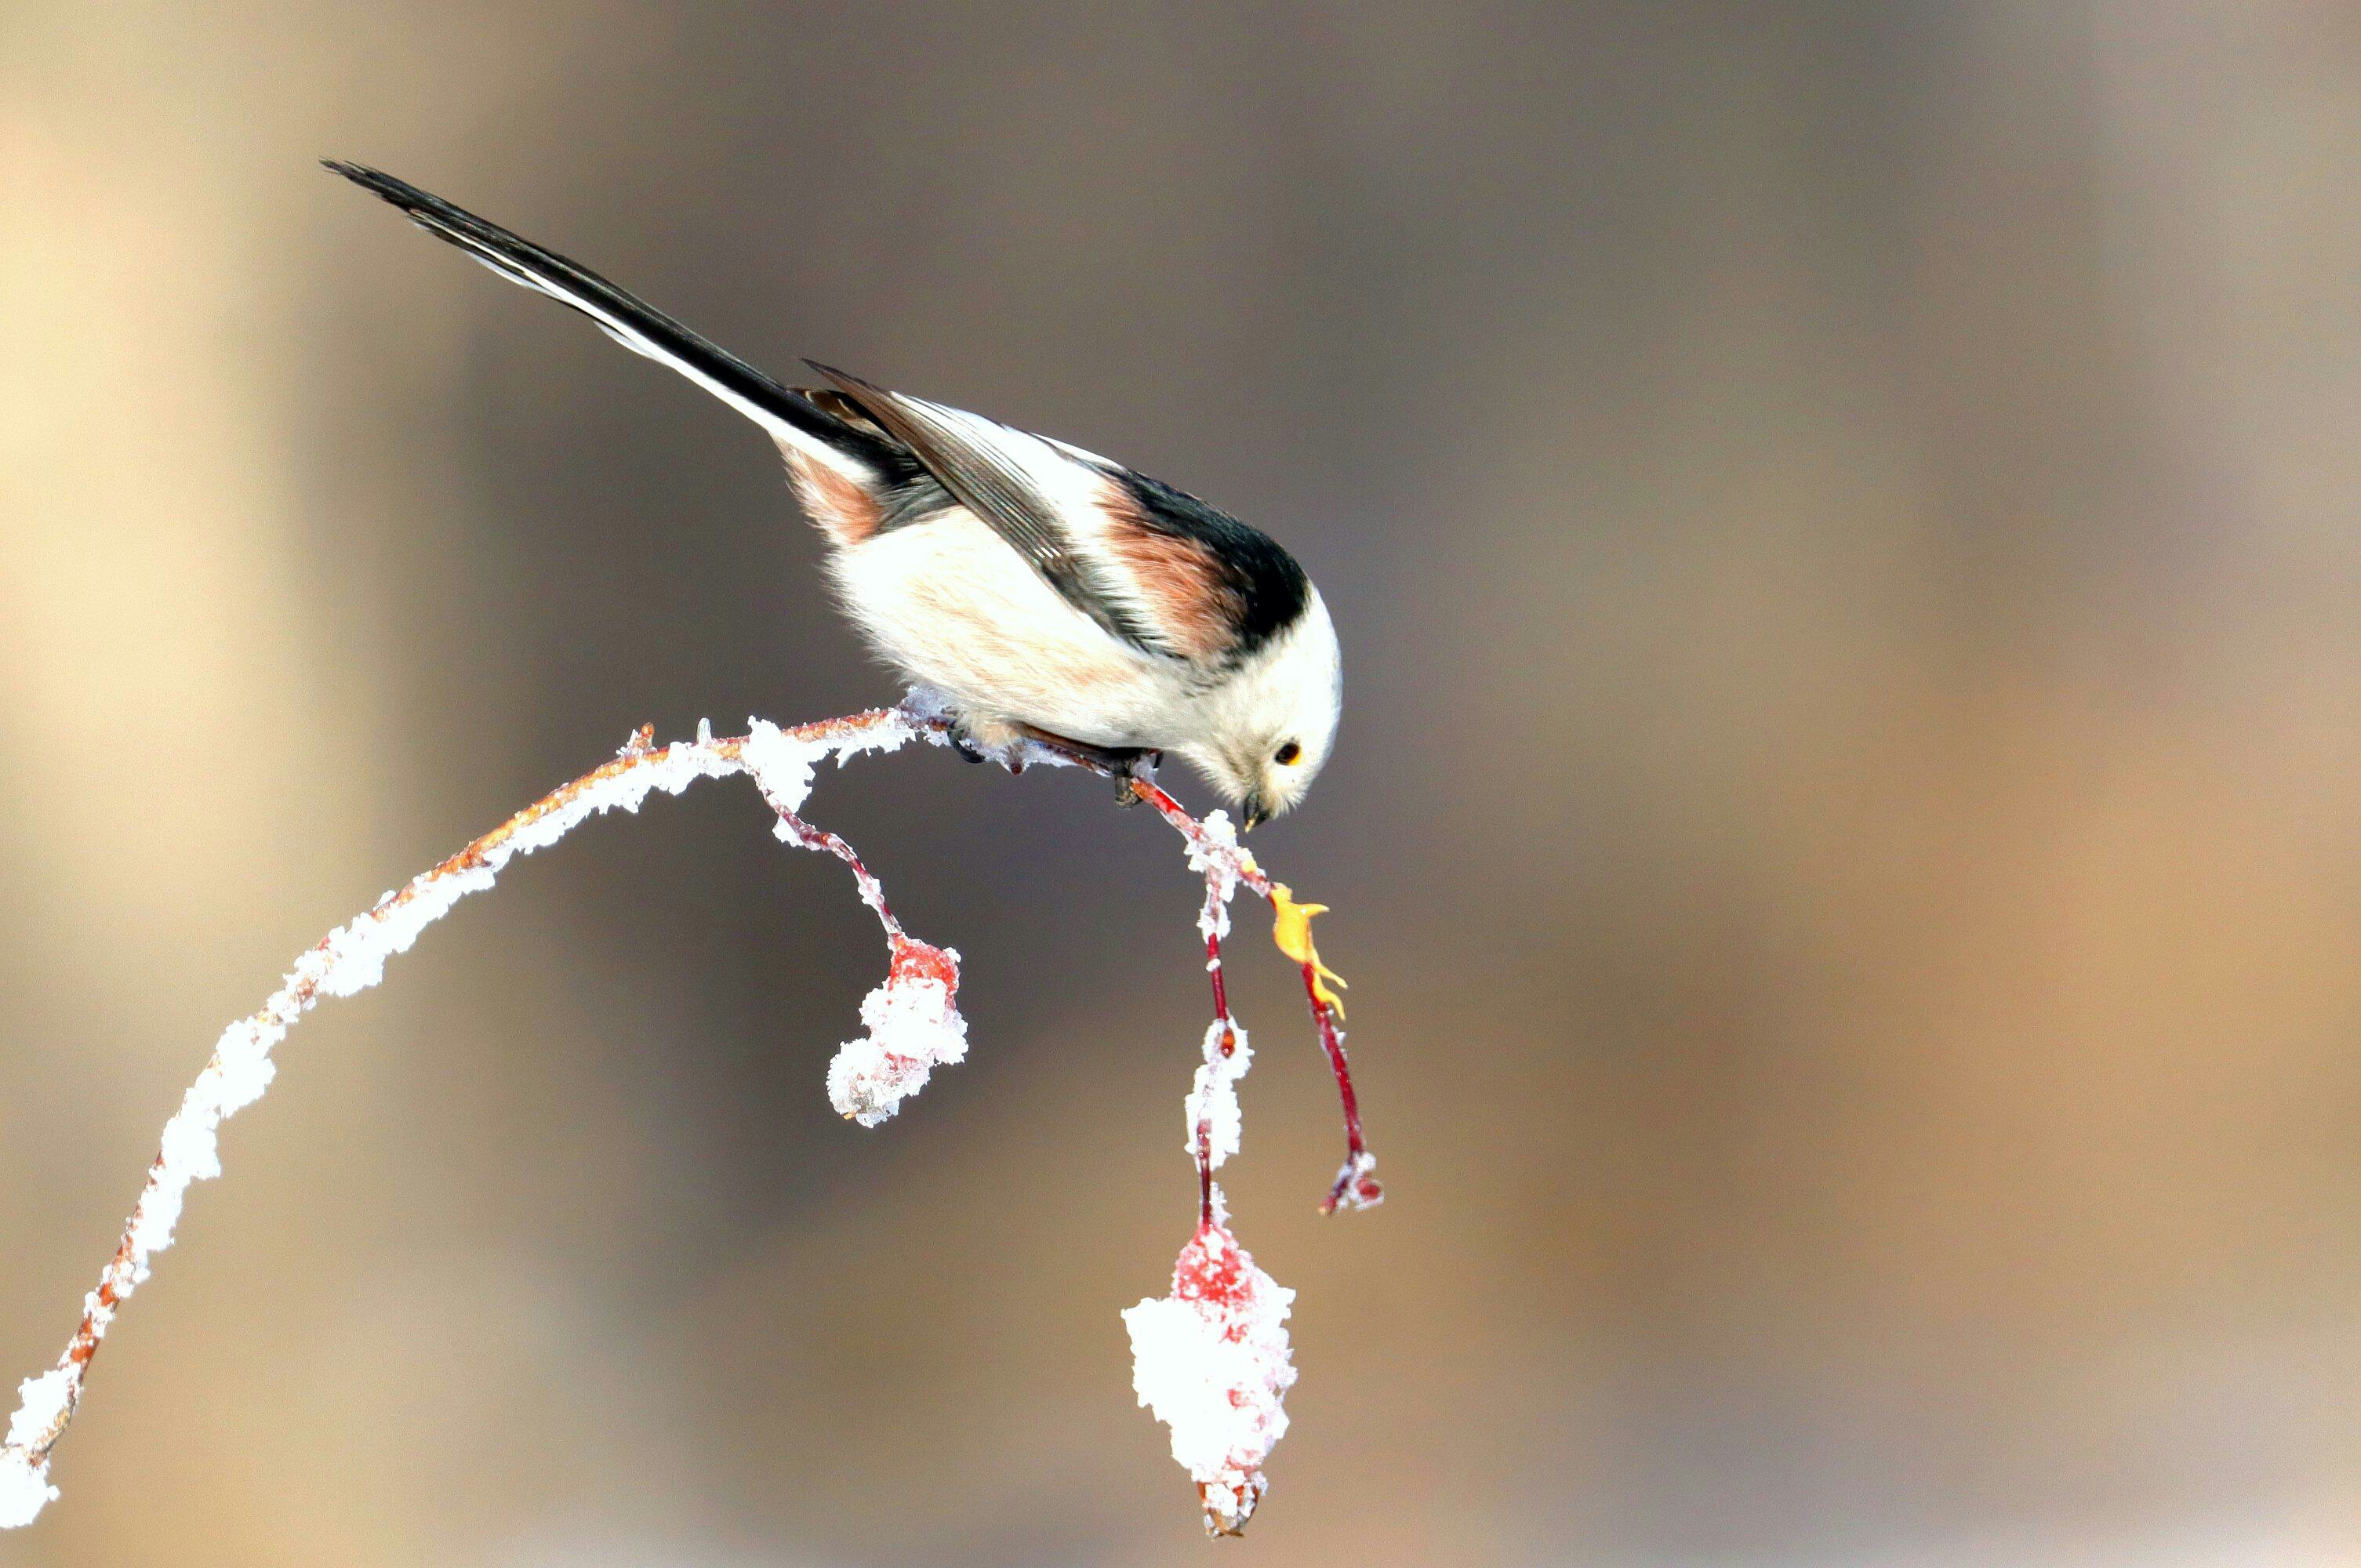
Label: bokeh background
xmin=7 ymin=3 xmax=2361 ymax=1563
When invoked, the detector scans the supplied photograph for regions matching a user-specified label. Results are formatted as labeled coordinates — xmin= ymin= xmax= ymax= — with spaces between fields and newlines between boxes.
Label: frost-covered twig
xmin=0 ymin=697 xmax=1376 ymax=1534
xmin=1124 ymin=776 xmax=1380 ymax=1216
xmin=1 ymin=708 xmax=943 ymax=1525
xmin=1124 ymin=808 xmax=1285 ymax=1534
xmin=1115 ymin=780 xmax=1378 ymax=1534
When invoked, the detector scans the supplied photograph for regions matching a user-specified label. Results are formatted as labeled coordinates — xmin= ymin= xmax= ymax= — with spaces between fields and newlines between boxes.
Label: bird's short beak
xmin=1240 ymin=794 xmax=1269 ymax=832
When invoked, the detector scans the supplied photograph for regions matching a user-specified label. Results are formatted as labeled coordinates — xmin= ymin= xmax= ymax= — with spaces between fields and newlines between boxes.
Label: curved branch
xmin=0 ymin=696 xmax=1377 ymax=1534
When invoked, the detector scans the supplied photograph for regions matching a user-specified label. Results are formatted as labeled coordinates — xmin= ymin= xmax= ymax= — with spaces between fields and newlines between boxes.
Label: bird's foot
xmin=1112 ymin=750 xmax=1164 ymax=807
xmin=947 ymin=724 xmax=990 ymax=764
xmin=1004 ymin=723 xmax=1157 ymax=797
xmin=940 ymin=712 xmax=1030 ymax=771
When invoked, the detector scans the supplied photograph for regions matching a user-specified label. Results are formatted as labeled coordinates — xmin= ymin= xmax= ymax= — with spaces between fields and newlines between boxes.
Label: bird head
xmin=1176 ymin=590 xmax=1342 ymax=829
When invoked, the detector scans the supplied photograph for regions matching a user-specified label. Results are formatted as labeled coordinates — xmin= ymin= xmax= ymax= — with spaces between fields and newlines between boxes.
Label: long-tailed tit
xmin=326 ymin=162 xmax=1340 ymax=827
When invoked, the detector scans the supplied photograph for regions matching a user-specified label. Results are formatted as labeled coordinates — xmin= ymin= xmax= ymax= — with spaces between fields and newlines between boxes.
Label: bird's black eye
xmin=1274 ymin=742 xmax=1302 ymax=765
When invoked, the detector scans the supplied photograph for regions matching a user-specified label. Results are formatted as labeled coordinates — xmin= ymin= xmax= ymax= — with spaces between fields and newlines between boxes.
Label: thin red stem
xmin=1119 ymin=773 xmax=1376 ymax=1213
xmin=1207 ymin=931 xmax=1231 ymax=1023
xmin=1197 ymin=903 xmax=1231 ymax=1229
xmin=1194 ymin=1116 xmax=1217 ymax=1228
xmin=1308 ymin=987 xmax=1378 ymax=1213
xmin=768 ymin=805 xmax=903 ymax=937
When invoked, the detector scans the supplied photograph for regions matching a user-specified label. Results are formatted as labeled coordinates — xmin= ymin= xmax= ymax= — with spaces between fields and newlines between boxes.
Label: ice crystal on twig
xmin=0 ymin=1371 xmax=70 ymax=1526
xmin=1124 ymin=1221 xmax=1298 ymax=1536
xmin=1186 ymin=1017 xmax=1252 ymax=1171
xmin=830 ymin=937 xmax=967 ymax=1127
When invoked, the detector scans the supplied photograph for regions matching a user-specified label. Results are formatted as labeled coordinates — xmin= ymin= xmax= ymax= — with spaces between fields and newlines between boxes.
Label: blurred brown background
xmin=7 ymin=3 xmax=2361 ymax=1563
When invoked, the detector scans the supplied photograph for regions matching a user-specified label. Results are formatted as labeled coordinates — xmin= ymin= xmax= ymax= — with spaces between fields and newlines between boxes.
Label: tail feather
xmin=323 ymin=160 xmax=891 ymax=476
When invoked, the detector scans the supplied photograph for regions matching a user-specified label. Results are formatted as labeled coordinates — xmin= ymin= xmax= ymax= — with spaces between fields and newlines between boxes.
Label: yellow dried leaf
xmin=1269 ymin=883 xmax=1348 ymax=1018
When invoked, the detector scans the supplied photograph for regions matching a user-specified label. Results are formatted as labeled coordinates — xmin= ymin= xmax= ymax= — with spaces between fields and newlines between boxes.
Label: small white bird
xmin=328 ymin=162 xmax=1341 ymax=826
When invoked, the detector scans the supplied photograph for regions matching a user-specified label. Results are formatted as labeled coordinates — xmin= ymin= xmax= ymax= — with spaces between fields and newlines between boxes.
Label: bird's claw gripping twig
xmin=1112 ymin=750 xmax=1161 ymax=806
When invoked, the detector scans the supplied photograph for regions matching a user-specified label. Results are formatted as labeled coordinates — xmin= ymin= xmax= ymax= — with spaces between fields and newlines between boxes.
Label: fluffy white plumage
xmin=829 ymin=514 xmax=1341 ymax=804
xmin=325 ymin=162 xmax=1342 ymax=825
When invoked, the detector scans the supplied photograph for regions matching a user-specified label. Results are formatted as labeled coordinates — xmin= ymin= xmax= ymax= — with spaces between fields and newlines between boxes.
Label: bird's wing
xmin=805 ymin=365 xmax=1306 ymax=663
xmin=804 ymin=362 xmax=1159 ymax=650
xmin=326 ymin=162 xmax=1311 ymax=661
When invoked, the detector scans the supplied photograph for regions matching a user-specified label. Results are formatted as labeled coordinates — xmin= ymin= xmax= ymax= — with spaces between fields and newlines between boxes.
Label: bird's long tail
xmin=323 ymin=160 xmax=890 ymax=475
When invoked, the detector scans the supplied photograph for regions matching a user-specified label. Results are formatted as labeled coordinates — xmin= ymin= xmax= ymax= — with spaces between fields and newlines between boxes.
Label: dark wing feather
xmin=1109 ymin=470 xmax=1310 ymax=659
xmin=804 ymin=362 xmax=1162 ymax=652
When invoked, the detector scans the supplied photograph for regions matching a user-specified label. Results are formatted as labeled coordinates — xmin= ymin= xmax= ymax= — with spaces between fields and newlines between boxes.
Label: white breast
xmin=824 ymin=509 xmax=1204 ymax=748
